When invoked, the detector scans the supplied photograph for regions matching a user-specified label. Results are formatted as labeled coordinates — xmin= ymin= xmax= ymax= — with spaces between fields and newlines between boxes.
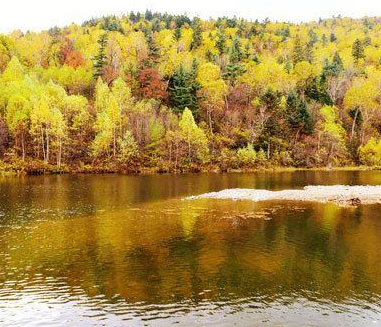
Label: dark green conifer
xmin=191 ymin=22 xmax=203 ymax=49
xmin=216 ymin=29 xmax=227 ymax=55
xmin=352 ymin=38 xmax=365 ymax=62
xmin=173 ymin=28 xmax=182 ymax=41
xmin=169 ymin=65 xmax=201 ymax=115
xmin=286 ymin=92 xmax=313 ymax=134
xmin=93 ymin=33 xmax=108 ymax=79
xmin=292 ymin=37 xmax=304 ymax=64
xmin=330 ymin=32 xmax=337 ymax=42
xmin=229 ymin=37 xmax=243 ymax=63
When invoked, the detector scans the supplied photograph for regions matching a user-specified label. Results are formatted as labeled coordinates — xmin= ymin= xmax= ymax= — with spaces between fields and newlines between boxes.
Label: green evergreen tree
xmin=283 ymin=60 xmax=292 ymax=73
xmin=321 ymin=34 xmax=327 ymax=45
xmin=190 ymin=58 xmax=199 ymax=79
xmin=332 ymin=51 xmax=344 ymax=73
xmin=292 ymin=37 xmax=304 ymax=64
xmin=229 ymin=36 xmax=243 ymax=63
xmin=278 ymin=27 xmax=290 ymax=41
xmin=144 ymin=10 xmax=153 ymax=21
xmin=305 ymin=77 xmax=320 ymax=102
xmin=330 ymin=32 xmax=337 ymax=42
xmin=305 ymin=44 xmax=314 ymax=63
xmin=363 ymin=36 xmax=372 ymax=47
xmin=252 ymin=53 xmax=260 ymax=64
xmin=169 ymin=65 xmax=200 ymax=115
xmin=308 ymin=29 xmax=318 ymax=45
xmin=129 ymin=11 xmax=137 ymax=23
xmin=191 ymin=22 xmax=203 ymax=49
xmin=101 ymin=16 xmax=123 ymax=33
xmin=244 ymin=42 xmax=251 ymax=59
xmin=260 ymin=88 xmax=281 ymax=110
xmin=173 ymin=28 xmax=182 ymax=41
xmin=305 ymin=73 xmax=332 ymax=105
xmin=322 ymin=53 xmax=343 ymax=77
xmin=216 ymin=29 xmax=227 ymax=55
xmin=144 ymin=30 xmax=159 ymax=64
xmin=352 ymin=38 xmax=365 ymax=62
xmin=151 ymin=18 xmax=161 ymax=32
xmin=223 ymin=64 xmax=246 ymax=86
xmin=286 ymin=92 xmax=312 ymax=133
xmin=93 ymin=33 xmax=108 ymax=79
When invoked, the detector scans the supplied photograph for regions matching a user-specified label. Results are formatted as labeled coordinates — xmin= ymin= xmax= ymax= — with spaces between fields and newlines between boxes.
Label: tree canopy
xmin=1 ymin=13 xmax=381 ymax=172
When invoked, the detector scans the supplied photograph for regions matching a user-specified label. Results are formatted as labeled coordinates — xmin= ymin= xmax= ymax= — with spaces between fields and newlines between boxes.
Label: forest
xmin=1 ymin=12 xmax=381 ymax=173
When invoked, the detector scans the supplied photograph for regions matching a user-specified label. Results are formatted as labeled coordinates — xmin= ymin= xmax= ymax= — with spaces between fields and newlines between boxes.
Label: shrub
xmin=118 ymin=130 xmax=139 ymax=164
xmin=237 ymin=144 xmax=256 ymax=167
xmin=359 ymin=137 xmax=381 ymax=166
xmin=256 ymin=148 xmax=267 ymax=166
xmin=219 ymin=147 xmax=238 ymax=170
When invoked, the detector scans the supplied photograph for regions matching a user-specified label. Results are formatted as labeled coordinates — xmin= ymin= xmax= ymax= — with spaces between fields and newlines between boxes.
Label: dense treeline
xmin=1 ymin=12 xmax=381 ymax=173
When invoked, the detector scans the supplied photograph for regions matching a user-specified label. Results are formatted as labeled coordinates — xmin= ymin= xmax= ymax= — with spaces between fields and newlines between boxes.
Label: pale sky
xmin=1 ymin=0 xmax=381 ymax=33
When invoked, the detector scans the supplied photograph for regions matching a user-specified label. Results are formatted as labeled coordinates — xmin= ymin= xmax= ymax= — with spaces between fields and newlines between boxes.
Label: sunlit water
xmin=0 ymin=171 xmax=381 ymax=326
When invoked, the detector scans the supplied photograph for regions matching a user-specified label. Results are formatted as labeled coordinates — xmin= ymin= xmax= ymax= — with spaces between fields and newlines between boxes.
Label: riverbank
xmin=1 ymin=159 xmax=381 ymax=176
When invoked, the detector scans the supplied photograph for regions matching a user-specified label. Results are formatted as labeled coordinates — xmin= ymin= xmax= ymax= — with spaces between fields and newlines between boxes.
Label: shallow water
xmin=0 ymin=171 xmax=381 ymax=326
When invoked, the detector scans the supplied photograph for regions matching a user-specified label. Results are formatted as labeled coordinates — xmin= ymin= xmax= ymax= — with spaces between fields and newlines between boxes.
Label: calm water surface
xmin=0 ymin=171 xmax=381 ymax=326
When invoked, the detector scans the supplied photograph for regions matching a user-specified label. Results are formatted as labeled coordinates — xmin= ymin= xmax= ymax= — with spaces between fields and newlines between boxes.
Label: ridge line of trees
xmin=1 ymin=13 xmax=381 ymax=172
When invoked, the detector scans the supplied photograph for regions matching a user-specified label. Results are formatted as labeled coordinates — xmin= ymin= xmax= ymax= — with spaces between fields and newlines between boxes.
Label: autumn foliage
xmin=1 ymin=12 xmax=381 ymax=173
xmin=138 ymin=67 xmax=168 ymax=100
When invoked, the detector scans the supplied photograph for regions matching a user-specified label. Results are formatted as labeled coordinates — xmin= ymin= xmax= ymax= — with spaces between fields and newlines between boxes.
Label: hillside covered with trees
xmin=1 ymin=12 xmax=381 ymax=173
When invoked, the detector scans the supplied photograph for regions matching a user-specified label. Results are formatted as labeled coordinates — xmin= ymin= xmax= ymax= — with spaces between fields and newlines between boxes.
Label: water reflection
xmin=0 ymin=172 xmax=381 ymax=326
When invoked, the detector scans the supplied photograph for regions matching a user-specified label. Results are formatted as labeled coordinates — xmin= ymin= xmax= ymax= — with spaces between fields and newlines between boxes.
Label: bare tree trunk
xmin=327 ymin=142 xmax=334 ymax=165
xmin=208 ymin=108 xmax=213 ymax=134
xmin=57 ymin=137 xmax=62 ymax=167
xmin=360 ymin=115 xmax=369 ymax=146
xmin=119 ymin=114 xmax=122 ymax=137
xmin=169 ymin=142 xmax=172 ymax=165
xmin=175 ymin=143 xmax=179 ymax=170
xmin=21 ymin=132 xmax=25 ymax=161
xmin=41 ymin=127 xmax=46 ymax=163
xmin=46 ymin=129 xmax=50 ymax=163
xmin=224 ymin=95 xmax=229 ymax=113
xmin=187 ymin=131 xmax=191 ymax=163
xmin=113 ymin=127 xmax=116 ymax=157
xmin=317 ymin=133 xmax=321 ymax=152
xmin=295 ymin=128 xmax=301 ymax=143
xmin=350 ymin=107 xmax=359 ymax=141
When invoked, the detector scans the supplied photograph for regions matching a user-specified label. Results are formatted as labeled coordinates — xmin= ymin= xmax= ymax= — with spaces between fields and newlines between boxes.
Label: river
xmin=0 ymin=171 xmax=381 ymax=326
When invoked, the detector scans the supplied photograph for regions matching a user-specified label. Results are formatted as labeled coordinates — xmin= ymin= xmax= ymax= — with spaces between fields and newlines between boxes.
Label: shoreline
xmin=0 ymin=161 xmax=381 ymax=176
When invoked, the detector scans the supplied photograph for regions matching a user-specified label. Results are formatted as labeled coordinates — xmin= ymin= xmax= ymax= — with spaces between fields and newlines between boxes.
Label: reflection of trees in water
xmin=0 ymin=189 xmax=381 ymax=307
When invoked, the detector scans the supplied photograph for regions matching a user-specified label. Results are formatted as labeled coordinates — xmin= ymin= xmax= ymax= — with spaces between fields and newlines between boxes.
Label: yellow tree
xmin=1 ymin=56 xmax=24 ymax=83
xmin=30 ymin=83 xmax=67 ymax=165
xmin=344 ymin=78 xmax=379 ymax=144
xmin=92 ymin=94 xmax=121 ymax=157
xmin=317 ymin=105 xmax=347 ymax=165
xmin=111 ymin=78 xmax=134 ymax=136
xmin=240 ymin=60 xmax=294 ymax=94
xmin=6 ymin=93 xmax=31 ymax=160
xmin=293 ymin=61 xmax=316 ymax=90
xmin=0 ymin=35 xmax=14 ymax=71
xmin=179 ymin=107 xmax=209 ymax=163
xmin=92 ymin=79 xmax=131 ymax=158
xmin=62 ymin=94 xmax=90 ymax=161
xmin=92 ymin=111 xmax=113 ymax=157
xmin=94 ymin=77 xmax=110 ymax=112
xmin=196 ymin=62 xmax=227 ymax=133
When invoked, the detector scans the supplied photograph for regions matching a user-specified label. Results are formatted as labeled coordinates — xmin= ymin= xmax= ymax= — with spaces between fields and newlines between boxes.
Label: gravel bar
xmin=187 ymin=185 xmax=381 ymax=206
